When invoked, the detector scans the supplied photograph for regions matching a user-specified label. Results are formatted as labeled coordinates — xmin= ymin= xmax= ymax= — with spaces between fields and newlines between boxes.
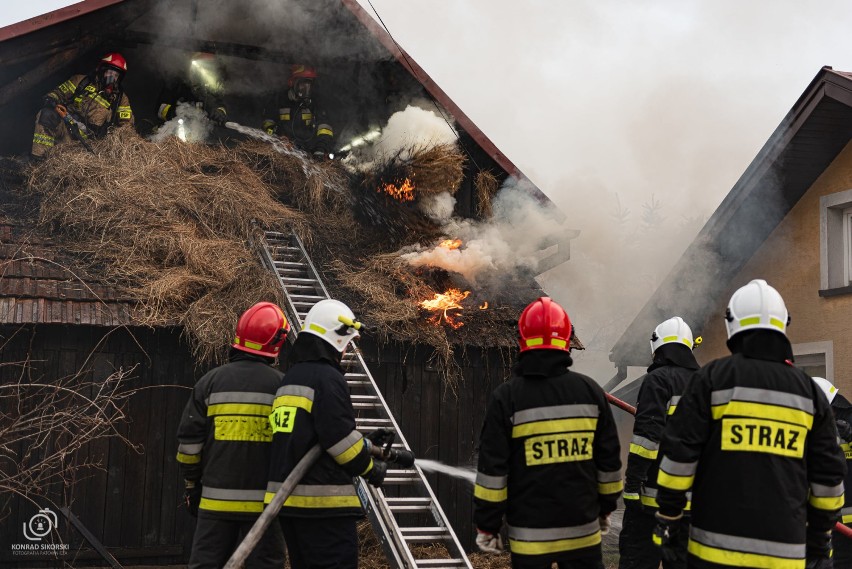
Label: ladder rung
xmin=383 ymin=469 xmax=420 ymax=484
xmin=350 ymin=395 xmax=379 ymax=402
xmin=279 ymin=277 xmax=318 ymax=284
xmin=386 ymin=497 xmax=432 ymax=512
xmin=400 ymin=527 xmax=450 ymax=542
xmin=273 ymin=261 xmax=304 ymax=267
xmin=345 ymin=372 xmax=367 ymax=378
xmin=346 ymin=380 xmax=372 ymax=387
xmin=289 ymin=294 xmax=326 ymax=301
xmin=415 ymin=560 xmax=467 ymax=568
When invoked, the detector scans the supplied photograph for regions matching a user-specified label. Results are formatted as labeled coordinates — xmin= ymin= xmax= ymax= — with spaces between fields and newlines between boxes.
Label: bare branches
xmin=0 ymin=361 xmax=138 ymax=510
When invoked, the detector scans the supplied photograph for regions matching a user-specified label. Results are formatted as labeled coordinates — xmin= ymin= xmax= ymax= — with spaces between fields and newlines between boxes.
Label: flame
xmin=380 ymin=178 xmax=415 ymax=202
xmin=420 ymin=288 xmax=470 ymax=329
xmin=438 ymin=239 xmax=462 ymax=250
xmin=479 ymin=301 xmax=488 ymax=309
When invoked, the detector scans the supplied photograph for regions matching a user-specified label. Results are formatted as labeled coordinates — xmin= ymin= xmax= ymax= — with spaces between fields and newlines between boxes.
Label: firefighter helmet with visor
xmin=650 ymin=316 xmax=695 ymax=354
xmin=232 ymin=302 xmax=290 ymax=357
xmin=724 ymin=279 xmax=790 ymax=339
xmin=812 ymin=377 xmax=839 ymax=404
xmin=301 ymin=299 xmax=362 ymax=353
xmin=518 ymin=297 xmax=572 ymax=353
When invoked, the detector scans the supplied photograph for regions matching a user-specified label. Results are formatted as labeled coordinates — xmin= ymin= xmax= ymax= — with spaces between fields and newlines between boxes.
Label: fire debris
xmin=27 ymin=127 xmax=308 ymax=364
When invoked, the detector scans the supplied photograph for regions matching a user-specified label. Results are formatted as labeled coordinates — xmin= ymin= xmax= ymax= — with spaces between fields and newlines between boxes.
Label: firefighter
xmin=266 ymin=299 xmax=385 ymax=569
xmin=261 ymin=64 xmax=334 ymax=158
xmin=653 ymin=279 xmax=846 ymax=569
xmin=176 ymin=302 xmax=289 ymax=569
xmin=618 ymin=317 xmax=700 ymax=569
xmin=813 ymin=376 xmax=852 ymax=566
xmin=32 ymin=52 xmax=133 ymax=158
xmin=474 ymin=297 xmax=623 ymax=569
xmin=156 ymin=52 xmax=229 ymax=126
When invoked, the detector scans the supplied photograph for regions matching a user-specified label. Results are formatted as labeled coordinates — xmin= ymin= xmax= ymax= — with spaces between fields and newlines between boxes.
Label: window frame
xmin=819 ymin=189 xmax=852 ymax=296
xmin=791 ymin=340 xmax=833 ymax=382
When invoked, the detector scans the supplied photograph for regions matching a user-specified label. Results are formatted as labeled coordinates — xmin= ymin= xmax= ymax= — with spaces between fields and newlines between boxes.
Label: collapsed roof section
xmin=609 ymin=66 xmax=852 ymax=370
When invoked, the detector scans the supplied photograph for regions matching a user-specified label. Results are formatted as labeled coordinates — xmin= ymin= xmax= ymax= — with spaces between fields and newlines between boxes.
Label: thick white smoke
xmin=401 ymin=178 xmax=567 ymax=285
xmin=148 ymin=102 xmax=214 ymax=143
xmin=342 ymin=104 xmax=457 ymax=172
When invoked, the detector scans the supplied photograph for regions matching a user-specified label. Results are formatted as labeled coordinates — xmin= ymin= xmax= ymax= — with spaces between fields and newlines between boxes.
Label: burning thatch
xmin=14 ymin=127 xmax=557 ymax=380
xmin=352 ymin=143 xmax=464 ymax=243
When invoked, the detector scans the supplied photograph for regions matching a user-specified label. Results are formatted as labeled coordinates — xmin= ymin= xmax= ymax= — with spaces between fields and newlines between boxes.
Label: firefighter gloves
xmin=210 ymin=107 xmax=227 ymax=126
xmin=38 ymin=107 xmax=62 ymax=130
xmin=652 ymin=511 xmax=685 ymax=564
xmin=475 ymin=529 xmax=503 ymax=554
xmin=183 ymin=481 xmax=202 ymax=517
xmin=366 ymin=460 xmax=387 ymax=488
xmin=837 ymin=419 xmax=852 ymax=442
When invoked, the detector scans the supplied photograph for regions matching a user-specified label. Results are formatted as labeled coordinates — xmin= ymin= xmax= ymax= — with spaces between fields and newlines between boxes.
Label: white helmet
xmin=812 ymin=377 xmax=838 ymax=404
xmin=724 ymin=279 xmax=789 ymax=339
xmin=301 ymin=299 xmax=362 ymax=352
xmin=650 ymin=316 xmax=694 ymax=354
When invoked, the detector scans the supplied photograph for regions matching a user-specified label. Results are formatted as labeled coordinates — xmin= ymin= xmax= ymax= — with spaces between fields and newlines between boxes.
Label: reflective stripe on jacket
xmin=656 ymin=332 xmax=846 ymax=568
xmin=474 ymin=350 xmax=622 ymax=560
xmin=176 ymin=353 xmax=284 ymax=519
xmin=267 ymin=359 xmax=374 ymax=518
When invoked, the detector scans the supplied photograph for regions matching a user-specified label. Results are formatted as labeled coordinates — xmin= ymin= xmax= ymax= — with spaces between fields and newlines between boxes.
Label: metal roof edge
xmin=0 ymin=0 xmax=126 ymax=42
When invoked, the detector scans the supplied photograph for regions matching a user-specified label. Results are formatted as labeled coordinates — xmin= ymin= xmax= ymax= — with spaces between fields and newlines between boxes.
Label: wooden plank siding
xmin=0 ymin=324 xmax=513 ymax=565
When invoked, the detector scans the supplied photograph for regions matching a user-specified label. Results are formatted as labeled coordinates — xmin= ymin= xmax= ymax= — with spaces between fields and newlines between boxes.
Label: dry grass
xmin=475 ymin=170 xmax=499 ymax=219
xmin=21 ymin=131 xmax=545 ymax=379
xmin=27 ymin=127 xmax=306 ymax=363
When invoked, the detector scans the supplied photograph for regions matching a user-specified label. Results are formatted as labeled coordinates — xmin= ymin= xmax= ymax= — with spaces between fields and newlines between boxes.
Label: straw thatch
xmin=20 ymin=129 xmax=551 ymax=378
xmin=475 ymin=170 xmax=499 ymax=219
xmin=27 ymin=127 xmax=308 ymax=363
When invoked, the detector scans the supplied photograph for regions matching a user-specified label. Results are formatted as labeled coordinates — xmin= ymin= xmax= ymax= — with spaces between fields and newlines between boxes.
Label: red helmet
xmin=288 ymin=64 xmax=318 ymax=87
xmin=232 ymin=302 xmax=291 ymax=357
xmin=99 ymin=52 xmax=127 ymax=73
xmin=518 ymin=297 xmax=572 ymax=353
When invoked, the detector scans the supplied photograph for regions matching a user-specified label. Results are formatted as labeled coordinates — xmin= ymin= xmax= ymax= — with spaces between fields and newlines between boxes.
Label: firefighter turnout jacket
xmin=155 ymin=80 xmax=226 ymax=123
xmin=266 ymin=334 xmax=375 ymax=517
xmin=176 ymin=350 xmax=284 ymax=519
xmin=834 ymin=395 xmax=852 ymax=524
xmin=33 ymin=74 xmax=133 ymax=156
xmin=624 ymin=343 xmax=699 ymax=512
xmin=262 ymin=97 xmax=333 ymax=155
xmin=475 ymin=350 xmax=623 ymax=561
xmin=656 ymin=331 xmax=846 ymax=569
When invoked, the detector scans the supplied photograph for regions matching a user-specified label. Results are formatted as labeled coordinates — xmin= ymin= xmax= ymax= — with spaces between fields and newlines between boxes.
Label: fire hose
xmin=223 ymin=434 xmax=416 ymax=568
xmin=54 ymin=104 xmax=94 ymax=154
xmin=605 ymin=392 xmax=852 ymax=539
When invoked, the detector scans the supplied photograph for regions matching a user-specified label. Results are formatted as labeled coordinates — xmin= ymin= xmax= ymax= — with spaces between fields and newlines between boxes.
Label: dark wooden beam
xmin=0 ymin=37 xmax=101 ymax=107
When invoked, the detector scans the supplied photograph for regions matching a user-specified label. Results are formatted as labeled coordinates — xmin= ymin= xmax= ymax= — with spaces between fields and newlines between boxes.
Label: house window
xmin=792 ymin=341 xmax=833 ymax=381
xmin=819 ymin=190 xmax=852 ymax=295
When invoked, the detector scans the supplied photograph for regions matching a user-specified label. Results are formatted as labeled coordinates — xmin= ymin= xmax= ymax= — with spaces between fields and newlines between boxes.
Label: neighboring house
xmin=0 ymin=1 xmax=577 ymax=564
xmin=610 ymin=66 xmax=852 ymax=394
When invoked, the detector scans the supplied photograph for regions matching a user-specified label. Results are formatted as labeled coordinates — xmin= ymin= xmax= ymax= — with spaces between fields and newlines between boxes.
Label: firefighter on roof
xmin=813 ymin=376 xmax=852 ymax=566
xmin=653 ymin=279 xmax=846 ymax=569
xmin=262 ymin=64 xmax=334 ymax=158
xmin=32 ymin=52 xmax=133 ymax=158
xmin=266 ymin=299 xmax=386 ymax=569
xmin=155 ymin=52 xmax=229 ymax=127
xmin=176 ymin=302 xmax=288 ymax=569
xmin=619 ymin=317 xmax=700 ymax=569
xmin=474 ymin=297 xmax=623 ymax=569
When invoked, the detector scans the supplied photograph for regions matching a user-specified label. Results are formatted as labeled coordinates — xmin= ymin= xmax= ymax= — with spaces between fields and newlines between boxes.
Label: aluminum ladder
xmin=258 ymin=230 xmax=473 ymax=569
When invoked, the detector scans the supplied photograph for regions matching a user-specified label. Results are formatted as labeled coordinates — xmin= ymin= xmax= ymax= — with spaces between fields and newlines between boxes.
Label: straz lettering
xmin=524 ymin=432 xmax=594 ymax=465
xmin=721 ymin=418 xmax=806 ymax=458
xmin=270 ymin=405 xmax=297 ymax=433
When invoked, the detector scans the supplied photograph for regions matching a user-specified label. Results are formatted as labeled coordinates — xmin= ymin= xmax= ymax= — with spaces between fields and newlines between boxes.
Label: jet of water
xmin=416 ymin=459 xmax=476 ymax=485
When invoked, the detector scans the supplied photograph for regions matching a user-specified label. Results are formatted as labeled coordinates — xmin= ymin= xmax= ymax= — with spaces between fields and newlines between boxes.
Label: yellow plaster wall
xmin=696 ymin=140 xmax=852 ymax=393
